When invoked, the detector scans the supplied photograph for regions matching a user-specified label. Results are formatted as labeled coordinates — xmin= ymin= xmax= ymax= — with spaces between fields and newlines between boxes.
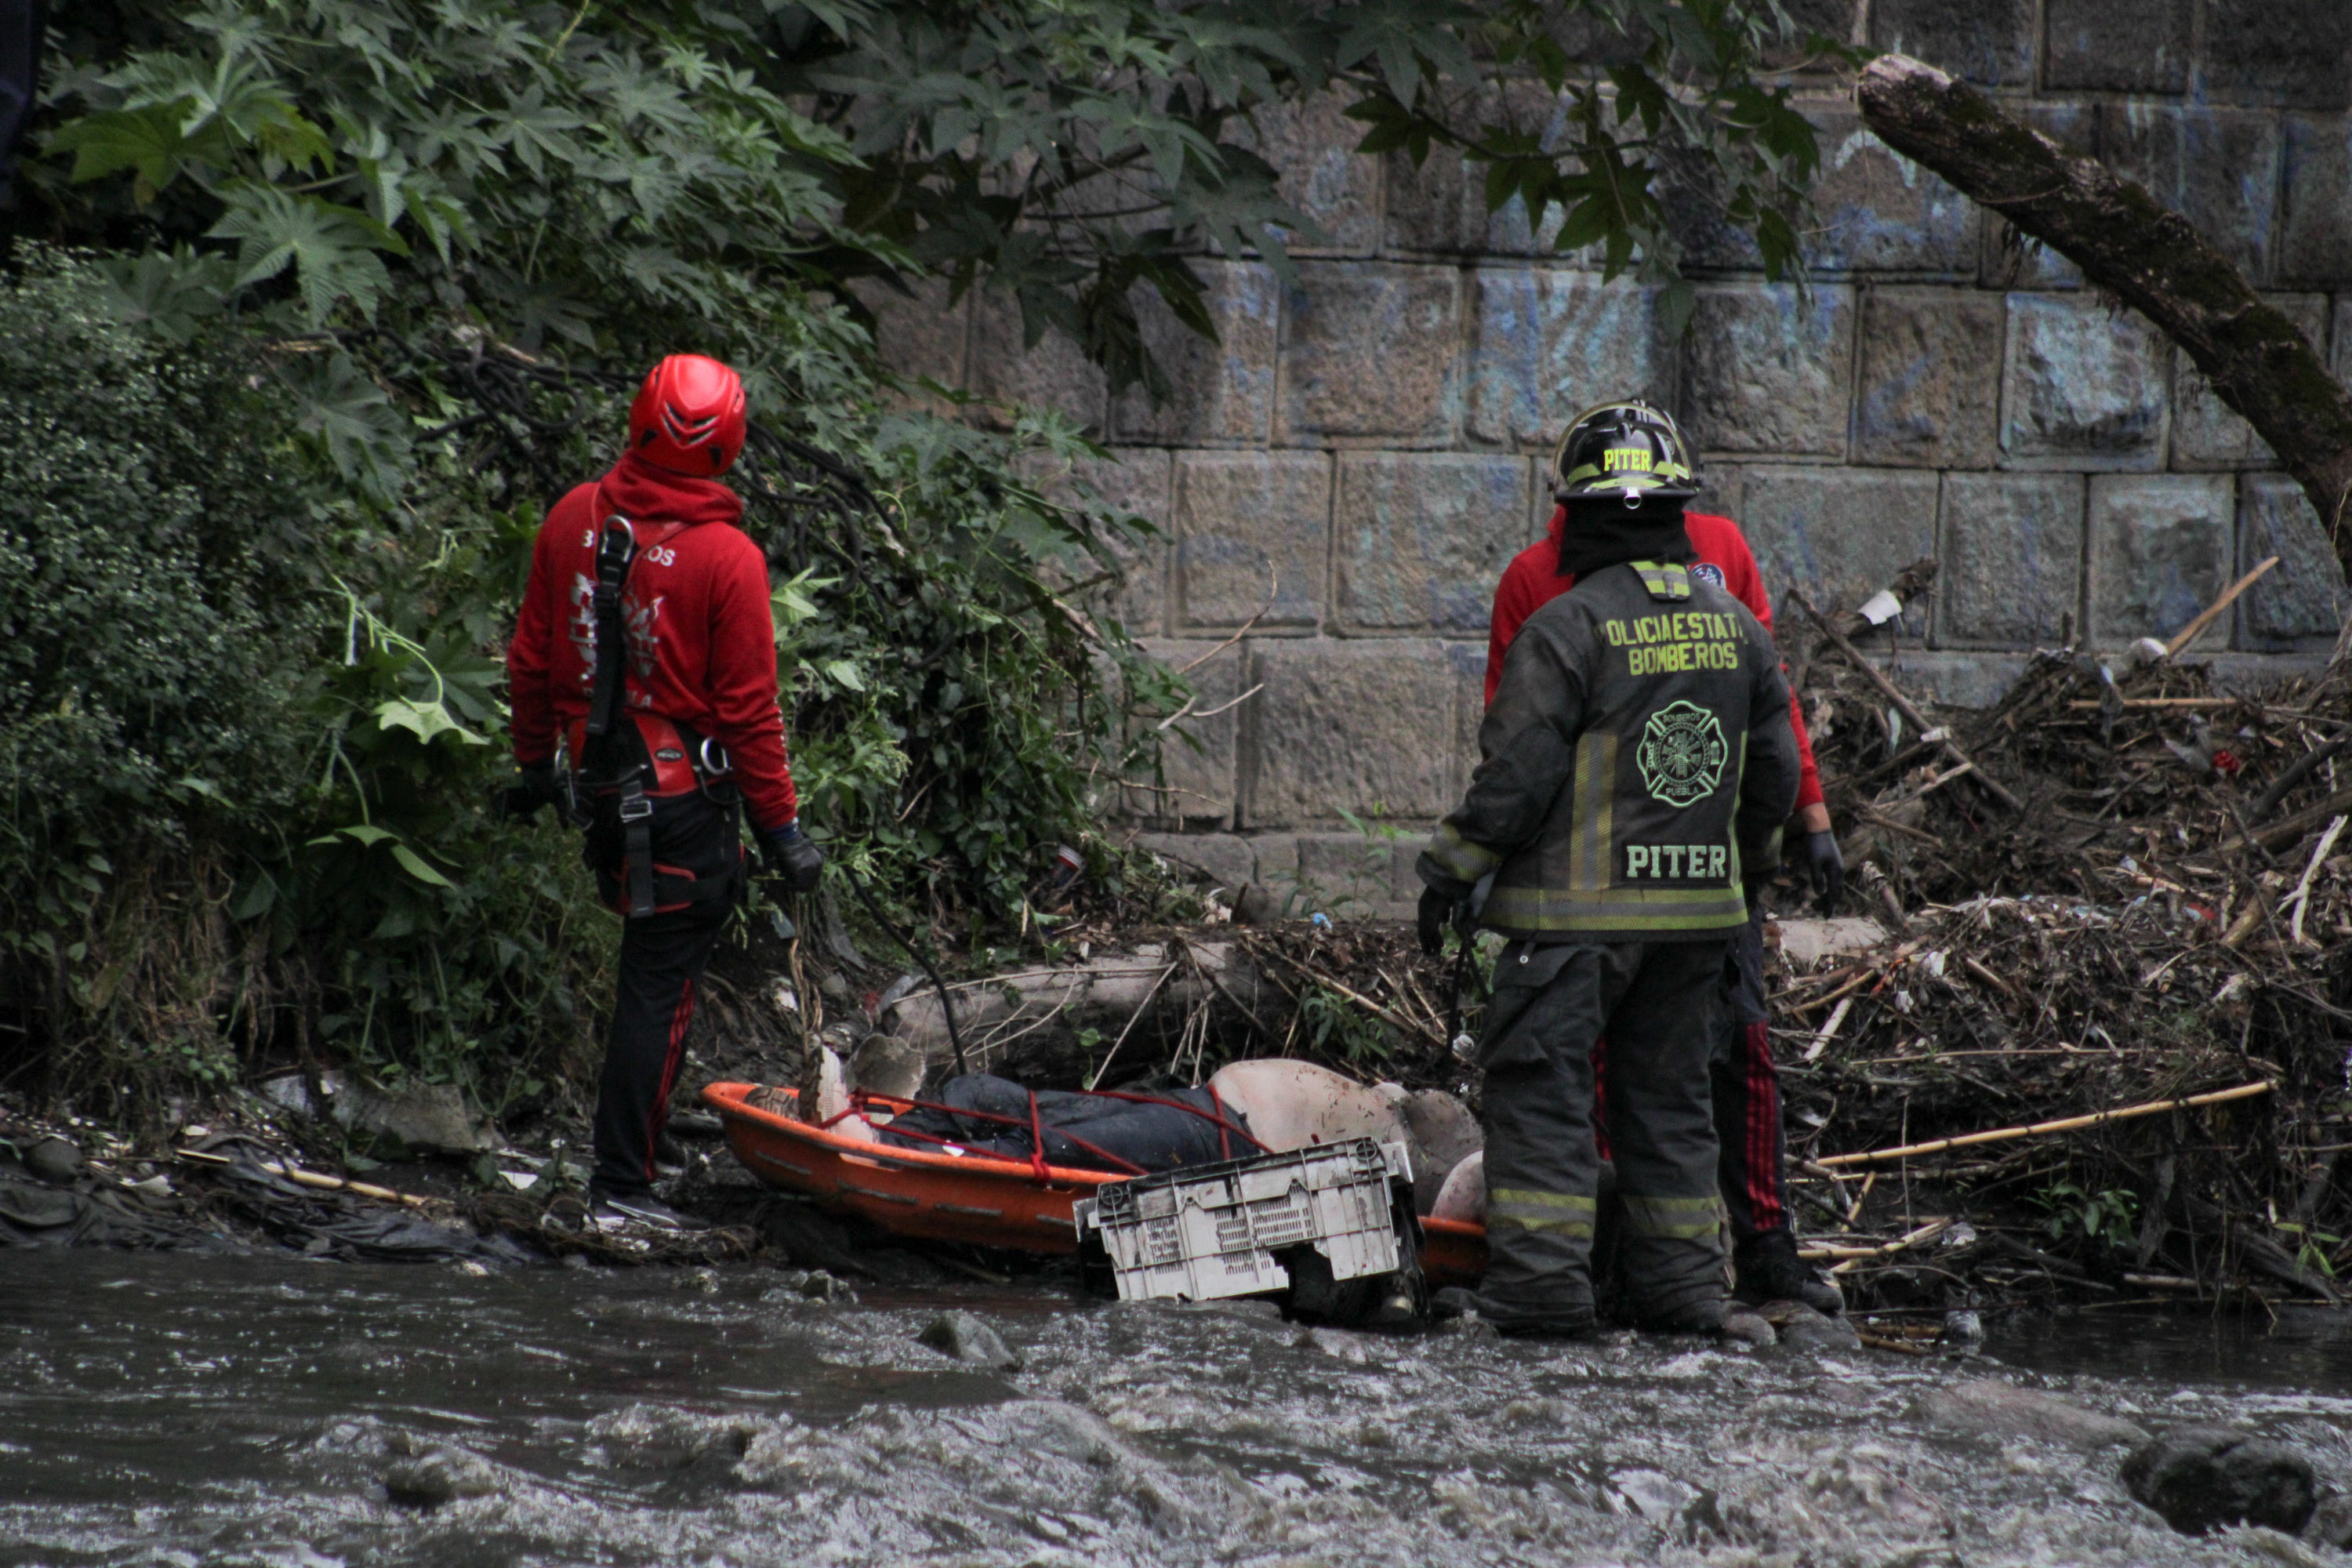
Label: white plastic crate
xmin=1075 ymin=1138 xmax=1413 ymax=1304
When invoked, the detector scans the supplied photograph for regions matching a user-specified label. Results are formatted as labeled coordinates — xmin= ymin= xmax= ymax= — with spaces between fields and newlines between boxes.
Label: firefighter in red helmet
xmin=503 ymin=353 xmax=822 ymax=1231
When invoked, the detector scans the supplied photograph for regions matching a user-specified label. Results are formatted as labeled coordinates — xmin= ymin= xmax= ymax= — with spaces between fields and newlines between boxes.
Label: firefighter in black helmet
xmin=1478 ymin=399 xmax=1844 ymax=1317
xmin=1417 ymin=403 xmax=1802 ymax=1337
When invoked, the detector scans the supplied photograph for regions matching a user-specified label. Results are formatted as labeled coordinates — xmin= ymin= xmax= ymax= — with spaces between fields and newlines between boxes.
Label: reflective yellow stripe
xmin=1425 ymin=821 xmax=1501 ymax=885
xmin=1621 ymin=1194 xmax=1726 ymax=1240
xmin=1628 ymin=561 xmax=1691 ymax=603
xmin=1489 ymin=1188 xmax=1597 ymax=1236
xmin=1569 ymin=733 xmax=1613 ymax=894
xmin=1481 ymin=883 xmax=1748 ymax=932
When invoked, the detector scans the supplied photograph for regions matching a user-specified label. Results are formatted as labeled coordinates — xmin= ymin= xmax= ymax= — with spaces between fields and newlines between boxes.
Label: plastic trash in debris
xmin=1076 ymin=1138 xmax=1414 ymax=1307
xmin=1047 ymin=844 xmax=1084 ymax=895
xmin=1856 ymin=589 xmax=1904 ymax=626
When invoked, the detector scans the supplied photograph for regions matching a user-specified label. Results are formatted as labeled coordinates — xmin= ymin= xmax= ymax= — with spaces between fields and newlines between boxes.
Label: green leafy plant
xmin=791 ymin=0 xmax=1846 ymax=379
xmin=2030 ymin=1179 xmax=2140 ymax=1249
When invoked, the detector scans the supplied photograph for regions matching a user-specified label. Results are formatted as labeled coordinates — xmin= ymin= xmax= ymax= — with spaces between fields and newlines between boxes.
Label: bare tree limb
xmin=1855 ymin=55 xmax=2352 ymax=574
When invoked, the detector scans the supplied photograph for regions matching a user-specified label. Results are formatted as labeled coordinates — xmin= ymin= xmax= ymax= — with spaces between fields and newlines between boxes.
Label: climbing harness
xmin=561 ymin=513 xmax=746 ymax=917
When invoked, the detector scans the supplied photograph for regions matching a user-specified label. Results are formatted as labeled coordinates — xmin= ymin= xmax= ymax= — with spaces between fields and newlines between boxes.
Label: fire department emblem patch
xmin=1636 ymin=700 xmax=1729 ymax=808
xmin=1691 ymin=562 xmax=1726 ymax=587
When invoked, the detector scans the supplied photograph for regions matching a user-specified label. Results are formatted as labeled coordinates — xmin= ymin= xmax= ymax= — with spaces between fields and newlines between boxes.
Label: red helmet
xmin=627 ymin=354 xmax=746 ymax=476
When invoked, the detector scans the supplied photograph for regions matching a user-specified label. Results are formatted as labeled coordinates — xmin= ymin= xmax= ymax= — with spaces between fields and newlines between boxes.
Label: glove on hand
xmin=1417 ymin=885 xmax=1464 ymax=957
xmin=496 ymin=763 xmax=559 ymax=822
xmin=1803 ymin=827 xmax=1846 ymax=915
xmin=761 ymin=821 xmax=826 ymax=893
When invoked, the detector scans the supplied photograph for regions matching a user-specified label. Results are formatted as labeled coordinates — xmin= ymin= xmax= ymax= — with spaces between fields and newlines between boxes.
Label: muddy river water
xmin=5 ymin=1249 xmax=2350 ymax=1566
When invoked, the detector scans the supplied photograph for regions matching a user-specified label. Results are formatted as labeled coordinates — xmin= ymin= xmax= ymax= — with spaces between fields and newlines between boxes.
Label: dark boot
xmin=1635 ymin=1295 xmax=1729 ymax=1338
xmin=1733 ymin=1228 xmax=1843 ymax=1316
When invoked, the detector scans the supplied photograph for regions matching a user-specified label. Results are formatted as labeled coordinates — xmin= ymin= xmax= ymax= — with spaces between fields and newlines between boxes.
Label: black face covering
xmin=1556 ymin=497 xmax=1695 ymax=578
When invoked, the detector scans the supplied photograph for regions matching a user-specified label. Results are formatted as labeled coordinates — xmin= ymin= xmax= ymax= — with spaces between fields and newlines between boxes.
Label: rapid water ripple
xmin=3 ymin=1251 xmax=2347 ymax=1566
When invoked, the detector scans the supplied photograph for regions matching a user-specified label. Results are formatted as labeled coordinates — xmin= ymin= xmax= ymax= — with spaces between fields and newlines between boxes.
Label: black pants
xmin=1713 ymin=904 xmax=1789 ymax=1242
xmin=591 ymin=901 xmax=728 ymax=1197
xmin=584 ymin=789 xmax=741 ymax=1199
xmin=1479 ymin=938 xmax=1728 ymax=1326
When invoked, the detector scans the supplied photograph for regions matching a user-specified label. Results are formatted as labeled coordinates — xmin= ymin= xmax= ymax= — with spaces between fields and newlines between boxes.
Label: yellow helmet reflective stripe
xmin=1552 ymin=399 xmax=1699 ymax=502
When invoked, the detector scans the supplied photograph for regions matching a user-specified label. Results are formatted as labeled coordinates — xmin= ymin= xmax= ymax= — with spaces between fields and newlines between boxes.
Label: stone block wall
xmin=869 ymin=1 xmax=2352 ymax=914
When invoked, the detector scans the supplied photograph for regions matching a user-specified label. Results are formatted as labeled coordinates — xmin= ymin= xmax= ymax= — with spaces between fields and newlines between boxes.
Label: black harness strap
xmin=584 ymin=516 xmax=637 ymax=743
xmin=569 ymin=515 xmax=744 ymax=920
xmin=583 ymin=517 xmax=660 ymax=916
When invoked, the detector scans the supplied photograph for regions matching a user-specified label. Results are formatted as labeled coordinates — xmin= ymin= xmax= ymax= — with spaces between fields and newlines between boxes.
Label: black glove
xmin=1417 ymin=885 xmax=1463 ymax=957
xmin=495 ymin=762 xmax=559 ymax=821
xmin=760 ymin=821 xmax=826 ymax=893
xmin=1803 ymin=827 xmax=1845 ymax=915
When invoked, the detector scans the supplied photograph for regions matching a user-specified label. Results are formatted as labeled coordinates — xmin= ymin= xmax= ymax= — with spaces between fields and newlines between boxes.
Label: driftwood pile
xmin=1771 ymin=586 xmax=2352 ymax=1310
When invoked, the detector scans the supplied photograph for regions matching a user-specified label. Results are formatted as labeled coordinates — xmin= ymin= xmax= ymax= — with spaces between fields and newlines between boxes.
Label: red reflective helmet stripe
xmin=626 ymin=354 xmax=746 ymax=476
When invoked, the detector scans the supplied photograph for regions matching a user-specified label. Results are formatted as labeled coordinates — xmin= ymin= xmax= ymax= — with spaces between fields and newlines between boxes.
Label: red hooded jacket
xmin=1485 ymin=506 xmax=1824 ymax=812
xmin=508 ymin=451 xmax=798 ymax=830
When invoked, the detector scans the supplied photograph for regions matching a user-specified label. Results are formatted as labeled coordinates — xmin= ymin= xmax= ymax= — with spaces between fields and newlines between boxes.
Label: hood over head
xmin=594 ymin=448 xmax=745 ymax=531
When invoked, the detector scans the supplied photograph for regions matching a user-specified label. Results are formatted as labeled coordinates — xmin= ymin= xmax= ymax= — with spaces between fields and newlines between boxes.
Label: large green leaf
xmin=207 ymin=184 xmax=407 ymax=324
xmin=45 ymin=100 xmax=225 ymax=201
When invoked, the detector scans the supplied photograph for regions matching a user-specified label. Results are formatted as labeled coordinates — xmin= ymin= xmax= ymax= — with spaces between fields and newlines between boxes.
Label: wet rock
xmin=256 ymin=1073 xmax=316 ymax=1118
xmin=1721 ymin=1309 xmax=1777 ymax=1348
xmin=2304 ymin=1489 xmax=2352 ymax=1548
xmin=768 ymin=1268 xmax=857 ymax=1305
xmin=1940 ymin=1308 xmax=1985 ymax=1350
xmin=796 ymin=1269 xmax=856 ymax=1304
xmin=383 ymin=1443 xmax=504 ymax=1506
xmin=848 ymin=1033 xmax=925 ymax=1098
xmin=1759 ymin=1300 xmax=1860 ymax=1352
xmin=2121 ymin=1425 xmax=2318 ymax=1536
xmin=1399 ymin=1088 xmax=1481 ymax=1214
xmin=672 ymin=1267 xmax=719 ymax=1294
xmin=24 ymin=1136 xmax=82 ymax=1184
xmin=320 ymin=1071 xmax=496 ymax=1156
xmin=1924 ymin=1378 xmax=2148 ymax=1450
xmin=917 ymin=1309 xmax=1023 ymax=1370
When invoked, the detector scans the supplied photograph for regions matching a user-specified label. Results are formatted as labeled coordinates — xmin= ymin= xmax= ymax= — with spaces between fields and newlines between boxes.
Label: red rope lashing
xmin=1207 ymin=1083 xmax=1232 ymax=1161
xmin=1084 ymin=1087 xmax=1269 ymax=1154
xmin=793 ymin=1085 xmax=1238 ymax=1175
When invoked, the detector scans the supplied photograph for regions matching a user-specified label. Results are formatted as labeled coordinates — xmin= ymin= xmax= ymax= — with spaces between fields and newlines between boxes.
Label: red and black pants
xmin=583 ymin=786 xmax=742 ymax=1199
xmin=1711 ymin=902 xmax=1787 ymax=1241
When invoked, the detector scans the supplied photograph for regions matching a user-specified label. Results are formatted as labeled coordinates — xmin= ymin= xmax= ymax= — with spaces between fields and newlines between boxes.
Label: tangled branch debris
xmin=1771 ymin=593 xmax=2352 ymax=1309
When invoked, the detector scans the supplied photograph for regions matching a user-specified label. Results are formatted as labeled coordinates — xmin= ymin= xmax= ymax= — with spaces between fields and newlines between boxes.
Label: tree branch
xmin=1854 ymin=54 xmax=2352 ymax=574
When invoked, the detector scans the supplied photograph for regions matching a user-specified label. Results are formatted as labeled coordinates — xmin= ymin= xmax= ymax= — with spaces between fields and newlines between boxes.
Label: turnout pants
xmin=585 ymin=789 xmax=740 ymax=1199
xmin=1480 ymin=938 xmax=1730 ymax=1327
xmin=1713 ymin=903 xmax=1789 ymax=1242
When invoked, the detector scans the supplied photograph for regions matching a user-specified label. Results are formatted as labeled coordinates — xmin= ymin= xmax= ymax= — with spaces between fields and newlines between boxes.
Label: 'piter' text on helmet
xmin=629 ymin=354 xmax=747 ymax=477
xmin=1552 ymin=401 xmax=1700 ymax=505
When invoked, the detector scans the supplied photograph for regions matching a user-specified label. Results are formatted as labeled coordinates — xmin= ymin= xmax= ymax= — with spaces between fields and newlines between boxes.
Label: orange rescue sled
xmin=701 ymin=1080 xmax=1489 ymax=1287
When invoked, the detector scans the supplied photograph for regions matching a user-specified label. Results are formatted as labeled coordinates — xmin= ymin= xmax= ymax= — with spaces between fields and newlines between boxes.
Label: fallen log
xmin=1855 ymin=55 xmax=2352 ymax=562
xmin=879 ymin=939 xmax=1267 ymax=1085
